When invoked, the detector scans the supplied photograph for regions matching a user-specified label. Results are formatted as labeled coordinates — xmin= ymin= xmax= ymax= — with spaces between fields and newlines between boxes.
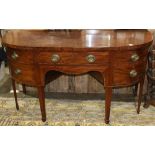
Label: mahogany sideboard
xmin=2 ymin=30 xmax=153 ymax=124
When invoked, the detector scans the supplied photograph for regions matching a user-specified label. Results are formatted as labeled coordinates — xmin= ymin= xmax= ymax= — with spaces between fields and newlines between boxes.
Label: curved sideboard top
xmin=2 ymin=29 xmax=153 ymax=50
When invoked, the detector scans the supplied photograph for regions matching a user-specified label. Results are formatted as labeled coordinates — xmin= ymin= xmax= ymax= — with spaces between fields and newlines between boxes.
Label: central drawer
xmin=36 ymin=51 xmax=109 ymax=65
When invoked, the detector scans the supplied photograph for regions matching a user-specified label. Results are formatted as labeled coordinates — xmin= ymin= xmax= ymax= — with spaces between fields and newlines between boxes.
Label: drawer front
xmin=7 ymin=49 xmax=34 ymax=64
xmin=111 ymin=49 xmax=148 ymax=86
xmin=9 ymin=62 xmax=36 ymax=85
xmin=114 ymin=50 xmax=148 ymax=63
xmin=112 ymin=70 xmax=144 ymax=86
xmin=112 ymin=62 xmax=147 ymax=86
xmin=36 ymin=51 xmax=109 ymax=65
xmin=113 ymin=60 xmax=147 ymax=73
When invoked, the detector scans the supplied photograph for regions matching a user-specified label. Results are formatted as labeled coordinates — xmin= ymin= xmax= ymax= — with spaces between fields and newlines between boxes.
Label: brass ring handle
xmin=11 ymin=52 xmax=19 ymax=60
xmin=129 ymin=70 xmax=137 ymax=78
xmin=51 ymin=54 xmax=60 ymax=63
xmin=14 ymin=69 xmax=21 ymax=75
xmin=86 ymin=54 xmax=96 ymax=63
xmin=131 ymin=53 xmax=139 ymax=62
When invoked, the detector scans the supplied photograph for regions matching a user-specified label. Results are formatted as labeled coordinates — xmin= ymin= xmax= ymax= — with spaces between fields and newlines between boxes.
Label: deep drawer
xmin=9 ymin=62 xmax=36 ymax=85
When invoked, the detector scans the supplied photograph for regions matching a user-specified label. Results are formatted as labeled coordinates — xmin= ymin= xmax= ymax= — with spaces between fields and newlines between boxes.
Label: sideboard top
xmin=2 ymin=30 xmax=153 ymax=50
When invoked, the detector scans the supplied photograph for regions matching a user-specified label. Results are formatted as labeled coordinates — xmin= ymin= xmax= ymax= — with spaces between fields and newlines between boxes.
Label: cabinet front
xmin=111 ymin=49 xmax=148 ymax=86
xmin=9 ymin=62 xmax=37 ymax=85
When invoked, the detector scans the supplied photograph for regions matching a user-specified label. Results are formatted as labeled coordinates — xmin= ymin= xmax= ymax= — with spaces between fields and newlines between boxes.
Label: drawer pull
xmin=51 ymin=54 xmax=60 ymax=63
xmin=129 ymin=70 xmax=137 ymax=77
xmin=131 ymin=53 xmax=139 ymax=62
xmin=14 ymin=69 xmax=21 ymax=75
xmin=11 ymin=52 xmax=19 ymax=60
xmin=86 ymin=54 xmax=96 ymax=63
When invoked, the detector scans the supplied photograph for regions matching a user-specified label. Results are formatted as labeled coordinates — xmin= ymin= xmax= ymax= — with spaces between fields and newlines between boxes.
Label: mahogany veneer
xmin=2 ymin=30 xmax=153 ymax=124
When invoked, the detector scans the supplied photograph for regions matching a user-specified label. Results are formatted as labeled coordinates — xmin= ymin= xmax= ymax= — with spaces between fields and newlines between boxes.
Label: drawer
xmin=112 ymin=62 xmax=147 ymax=86
xmin=113 ymin=60 xmax=147 ymax=73
xmin=7 ymin=49 xmax=34 ymax=64
xmin=113 ymin=50 xmax=148 ymax=63
xmin=36 ymin=51 xmax=109 ymax=65
xmin=9 ymin=62 xmax=36 ymax=85
xmin=112 ymin=70 xmax=144 ymax=86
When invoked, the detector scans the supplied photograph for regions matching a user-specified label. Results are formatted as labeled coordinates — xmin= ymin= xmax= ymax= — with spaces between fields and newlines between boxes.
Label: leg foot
xmin=137 ymin=77 xmax=145 ymax=114
xmin=42 ymin=117 xmax=46 ymax=122
xmin=38 ymin=86 xmax=46 ymax=122
xmin=105 ymin=87 xmax=112 ymax=124
xmin=105 ymin=119 xmax=110 ymax=124
xmin=11 ymin=79 xmax=19 ymax=110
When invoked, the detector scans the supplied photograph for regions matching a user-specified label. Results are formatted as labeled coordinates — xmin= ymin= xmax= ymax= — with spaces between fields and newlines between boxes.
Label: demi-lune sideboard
xmin=2 ymin=30 xmax=153 ymax=124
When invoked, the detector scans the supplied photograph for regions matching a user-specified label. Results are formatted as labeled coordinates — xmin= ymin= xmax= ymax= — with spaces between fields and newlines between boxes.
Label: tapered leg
xmin=137 ymin=77 xmax=145 ymax=114
xmin=104 ymin=87 xmax=112 ymax=124
xmin=37 ymin=86 xmax=46 ymax=122
xmin=11 ymin=79 xmax=19 ymax=110
xmin=22 ymin=84 xmax=26 ymax=94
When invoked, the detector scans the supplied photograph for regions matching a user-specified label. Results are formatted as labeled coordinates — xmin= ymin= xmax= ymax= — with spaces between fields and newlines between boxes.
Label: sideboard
xmin=2 ymin=30 xmax=153 ymax=124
